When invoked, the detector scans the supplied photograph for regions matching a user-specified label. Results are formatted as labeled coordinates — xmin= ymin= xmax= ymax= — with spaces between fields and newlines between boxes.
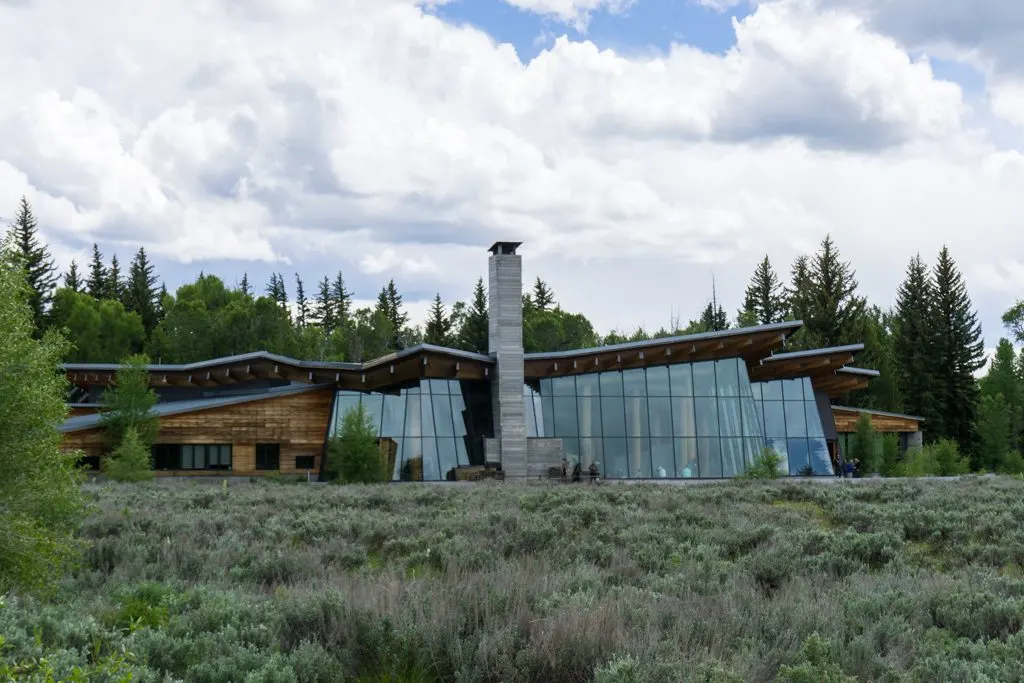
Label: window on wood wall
xmin=256 ymin=443 xmax=281 ymax=470
xmin=295 ymin=455 xmax=315 ymax=470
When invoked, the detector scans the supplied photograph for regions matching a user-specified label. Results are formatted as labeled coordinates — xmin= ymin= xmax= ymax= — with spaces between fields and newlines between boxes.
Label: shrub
xmin=1002 ymin=450 xmax=1024 ymax=475
xmin=776 ymin=634 xmax=855 ymax=682
xmin=325 ymin=403 xmax=387 ymax=484
xmin=740 ymin=448 xmax=784 ymax=480
xmin=104 ymin=427 xmax=154 ymax=482
xmin=849 ymin=413 xmax=879 ymax=474
xmin=897 ymin=439 xmax=970 ymax=477
xmin=879 ymin=433 xmax=901 ymax=477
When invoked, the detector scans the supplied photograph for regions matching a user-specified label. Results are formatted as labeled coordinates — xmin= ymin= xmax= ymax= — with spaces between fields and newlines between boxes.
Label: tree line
xmin=6 ymin=196 xmax=1019 ymax=464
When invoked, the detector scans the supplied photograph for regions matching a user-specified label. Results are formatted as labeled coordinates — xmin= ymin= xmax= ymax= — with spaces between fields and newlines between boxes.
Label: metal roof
xmin=523 ymin=320 xmax=804 ymax=361
xmin=831 ymin=405 xmax=926 ymax=422
xmin=60 ymin=383 xmax=333 ymax=433
xmin=761 ymin=343 xmax=865 ymax=363
xmin=836 ymin=367 xmax=880 ymax=377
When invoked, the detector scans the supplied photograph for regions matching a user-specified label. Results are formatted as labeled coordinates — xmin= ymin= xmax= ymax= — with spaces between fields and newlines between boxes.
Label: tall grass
xmin=4 ymin=478 xmax=1024 ymax=680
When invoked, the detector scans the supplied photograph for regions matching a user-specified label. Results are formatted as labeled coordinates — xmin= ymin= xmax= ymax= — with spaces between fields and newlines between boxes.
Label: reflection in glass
xmin=577 ymin=397 xmax=602 ymax=438
xmin=437 ymin=438 xmax=458 ymax=480
xmin=718 ymin=397 xmax=742 ymax=437
xmin=381 ymin=394 xmax=406 ymax=437
xmin=432 ymin=391 xmax=456 ymax=436
xmin=675 ymin=438 xmax=698 ymax=477
xmin=646 ymin=366 xmax=670 ymax=395
xmin=809 ymin=438 xmax=831 ymax=475
xmin=362 ymin=393 xmax=384 ymax=435
xmin=760 ymin=381 xmax=783 ymax=401
xmin=629 ymin=437 xmax=652 ymax=478
xmin=579 ymin=438 xmax=603 ymax=472
xmin=599 ymin=372 xmax=623 ymax=396
xmin=651 ymin=438 xmax=674 ymax=477
xmin=698 ymin=438 xmax=722 ymax=477
xmin=672 ymin=397 xmax=696 ymax=438
xmin=670 ymin=363 xmax=694 ymax=396
xmin=721 ymin=438 xmax=746 ymax=476
xmin=694 ymin=398 xmax=719 ymax=437
xmin=716 ymin=358 xmax=740 ymax=396
xmin=766 ymin=437 xmax=789 ymax=473
xmin=552 ymin=376 xmax=576 ymax=396
xmin=782 ymin=378 xmax=805 ymax=402
xmin=603 ymin=438 xmax=628 ymax=478
xmin=787 ymin=438 xmax=810 ymax=475
xmin=622 ymin=369 xmax=647 ymax=396
xmin=784 ymin=400 xmax=807 ymax=437
xmin=624 ymin=396 xmax=649 ymax=438
xmin=692 ymin=361 xmax=717 ymax=396
xmin=553 ymin=396 xmax=579 ymax=436
xmin=806 ymin=402 xmax=825 ymax=437
xmin=762 ymin=401 xmax=787 ymax=438
xmin=601 ymin=396 xmax=626 ymax=437
xmin=648 ymin=397 xmax=673 ymax=437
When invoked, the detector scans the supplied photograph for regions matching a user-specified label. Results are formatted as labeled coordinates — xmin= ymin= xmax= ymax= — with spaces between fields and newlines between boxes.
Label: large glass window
xmin=752 ymin=379 xmax=833 ymax=476
xmin=152 ymin=443 xmax=232 ymax=471
xmin=692 ymin=362 xmax=717 ymax=396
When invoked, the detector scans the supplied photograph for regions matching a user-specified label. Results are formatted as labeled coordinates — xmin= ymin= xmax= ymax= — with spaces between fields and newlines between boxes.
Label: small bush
xmin=325 ymin=403 xmax=387 ymax=484
xmin=1001 ymin=450 xmax=1024 ymax=475
xmin=898 ymin=439 xmax=970 ymax=477
xmin=103 ymin=427 xmax=154 ymax=482
xmin=740 ymin=448 xmax=784 ymax=479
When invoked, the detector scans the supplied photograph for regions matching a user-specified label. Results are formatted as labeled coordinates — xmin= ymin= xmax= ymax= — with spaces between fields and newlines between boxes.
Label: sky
xmin=1 ymin=0 xmax=1023 ymax=360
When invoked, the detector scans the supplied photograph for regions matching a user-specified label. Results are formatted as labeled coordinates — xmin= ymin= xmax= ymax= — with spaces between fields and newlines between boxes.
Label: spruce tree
xmin=155 ymin=283 xmax=169 ymax=323
xmin=787 ymin=255 xmax=812 ymax=322
xmin=976 ymin=393 xmax=1012 ymax=473
xmin=801 ymin=235 xmax=865 ymax=349
xmin=981 ymin=339 xmax=1022 ymax=449
xmin=107 ymin=254 xmax=124 ymax=303
xmin=63 ymin=260 xmax=83 ymax=293
xmin=741 ymin=255 xmax=787 ymax=326
xmin=239 ymin=272 xmax=252 ymax=298
xmin=458 ymin=277 xmax=489 ymax=354
xmin=532 ymin=278 xmax=555 ymax=311
xmin=375 ymin=280 xmax=408 ymax=351
xmin=265 ymin=273 xmax=288 ymax=310
xmin=930 ymin=246 xmax=985 ymax=451
xmin=125 ymin=247 xmax=159 ymax=336
xmin=294 ymin=273 xmax=310 ymax=327
xmin=8 ymin=196 xmax=58 ymax=334
xmin=424 ymin=293 xmax=452 ymax=346
xmin=314 ymin=276 xmax=336 ymax=331
xmin=892 ymin=254 xmax=939 ymax=429
xmin=87 ymin=243 xmax=106 ymax=299
xmin=331 ymin=270 xmax=351 ymax=326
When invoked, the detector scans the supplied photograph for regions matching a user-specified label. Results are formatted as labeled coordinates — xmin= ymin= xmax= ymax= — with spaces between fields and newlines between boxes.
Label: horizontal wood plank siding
xmin=60 ymin=388 xmax=334 ymax=475
xmin=832 ymin=409 xmax=921 ymax=434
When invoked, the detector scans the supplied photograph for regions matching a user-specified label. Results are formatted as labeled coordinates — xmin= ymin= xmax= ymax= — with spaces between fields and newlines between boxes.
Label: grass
xmin=5 ymin=478 xmax=1024 ymax=680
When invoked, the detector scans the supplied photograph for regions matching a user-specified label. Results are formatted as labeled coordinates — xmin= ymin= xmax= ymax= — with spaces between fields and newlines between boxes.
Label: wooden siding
xmin=832 ymin=408 xmax=921 ymax=434
xmin=60 ymin=388 xmax=334 ymax=475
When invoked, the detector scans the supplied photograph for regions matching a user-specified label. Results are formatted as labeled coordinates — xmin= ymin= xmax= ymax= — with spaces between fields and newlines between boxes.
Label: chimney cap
xmin=488 ymin=241 xmax=522 ymax=255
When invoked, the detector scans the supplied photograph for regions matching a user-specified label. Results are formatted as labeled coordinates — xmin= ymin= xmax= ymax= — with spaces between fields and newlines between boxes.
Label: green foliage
xmin=897 ymin=439 xmax=970 ymax=477
xmin=879 ymin=433 xmax=902 ymax=477
xmin=103 ymin=427 xmax=154 ymax=483
xmin=776 ymin=634 xmax=856 ymax=683
xmin=849 ymin=413 xmax=879 ymax=473
xmin=48 ymin=288 xmax=146 ymax=362
xmin=740 ymin=448 xmax=784 ymax=479
xmin=100 ymin=354 xmax=159 ymax=448
xmin=0 ymin=238 xmax=89 ymax=595
xmin=63 ymin=260 xmax=83 ymax=293
xmin=799 ymin=235 xmax=865 ymax=350
xmin=893 ymin=254 xmax=939 ymax=432
xmin=326 ymin=404 xmax=387 ymax=484
xmin=423 ymin=293 xmax=452 ymax=346
xmin=977 ymin=392 xmax=1013 ymax=472
xmin=6 ymin=196 xmax=57 ymax=337
xmin=86 ymin=243 xmax=107 ymax=300
xmin=124 ymin=247 xmax=160 ymax=336
xmin=454 ymin=277 xmax=488 ymax=354
xmin=740 ymin=255 xmax=787 ymax=325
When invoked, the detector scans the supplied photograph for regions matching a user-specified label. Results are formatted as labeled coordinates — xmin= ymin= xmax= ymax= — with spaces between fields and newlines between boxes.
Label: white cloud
xmin=991 ymin=81 xmax=1024 ymax=129
xmin=501 ymin=0 xmax=637 ymax=31
xmin=0 ymin=0 xmax=1020 ymax=344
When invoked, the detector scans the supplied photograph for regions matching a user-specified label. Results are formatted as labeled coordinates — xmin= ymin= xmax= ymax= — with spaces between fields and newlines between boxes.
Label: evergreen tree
xmin=100 ymin=353 xmax=159 ymax=448
xmin=124 ymin=247 xmax=159 ymax=336
xmin=694 ymin=299 xmax=729 ymax=332
xmin=7 ymin=196 xmax=58 ymax=334
xmin=457 ymin=277 xmax=489 ymax=354
xmin=294 ymin=273 xmax=310 ymax=327
xmin=314 ymin=276 xmax=337 ymax=331
xmin=787 ymin=255 xmax=812 ymax=322
xmin=63 ymin=260 xmax=83 ymax=293
xmin=424 ymin=293 xmax=452 ymax=346
xmin=331 ymin=270 xmax=352 ymax=326
xmin=107 ymin=254 xmax=125 ymax=303
xmin=239 ymin=272 xmax=252 ymax=298
xmin=87 ymin=243 xmax=107 ymax=299
xmin=977 ymin=392 xmax=1012 ymax=472
xmin=375 ymin=279 xmax=408 ymax=350
xmin=741 ymin=255 xmax=787 ymax=326
xmin=532 ymin=278 xmax=555 ymax=311
xmin=265 ymin=273 xmax=288 ymax=310
xmin=155 ymin=283 xmax=168 ymax=323
xmin=802 ymin=235 xmax=865 ymax=349
xmin=892 ymin=254 xmax=939 ymax=430
xmin=981 ymin=339 xmax=1022 ymax=450
xmin=930 ymin=246 xmax=985 ymax=452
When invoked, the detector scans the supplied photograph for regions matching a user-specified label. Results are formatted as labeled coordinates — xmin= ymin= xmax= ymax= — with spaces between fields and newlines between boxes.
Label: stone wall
xmin=488 ymin=246 xmax=527 ymax=480
xmin=526 ymin=438 xmax=564 ymax=479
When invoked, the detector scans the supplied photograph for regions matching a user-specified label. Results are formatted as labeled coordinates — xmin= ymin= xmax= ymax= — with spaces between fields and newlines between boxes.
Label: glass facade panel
xmin=552 ymin=376 xmax=576 ymax=396
xmin=692 ymin=361 xmax=717 ymax=396
xmin=646 ymin=366 xmax=670 ymax=395
xmin=622 ymin=369 xmax=647 ymax=396
xmin=806 ymin=401 xmax=825 ymax=437
xmin=577 ymin=397 xmax=602 ymax=437
xmin=762 ymin=401 xmax=787 ymax=438
xmin=579 ymin=437 xmax=603 ymax=471
xmin=624 ymin=396 xmax=649 ymax=438
xmin=651 ymin=438 xmax=674 ymax=477
xmin=541 ymin=396 xmax=554 ymax=436
xmin=553 ymin=396 xmax=579 ymax=436
xmin=809 ymin=438 xmax=831 ymax=475
xmin=694 ymin=398 xmax=719 ymax=437
xmin=381 ymin=394 xmax=406 ymax=437
xmin=766 ymin=437 xmax=790 ymax=473
xmin=698 ymin=438 xmax=722 ymax=477
xmin=721 ymin=438 xmax=746 ymax=477
xmin=437 ymin=438 xmax=458 ymax=480
xmin=432 ymin=391 xmax=456 ymax=437
xmin=629 ymin=437 xmax=652 ymax=478
xmin=601 ymin=396 xmax=626 ymax=437
xmin=670 ymin=363 xmax=694 ymax=396
xmin=782 ymin=378 xmax=805 ymax=401
xmin=787 ymin=438 xmax=810 ymax=475
xmin=716 ymin=359 xmax=740 ymax=396
xmin=576 ymin=374 xmax=600 ymax=396
xmin=672 ymin=397 xmax=696 ymax=437
xmin=718 ymin=397 xmax=742 ymax=437
xmin=784 ymin=400 xmax=808 ymax=437
xmin=675 ymin=438 xmax=698 ymax=477
xmin=599 ymin=372 xmax=623 ymax=396
xmin=648 ymin=397 xmax=673 ymax=438
xmin=761 ymin=381 xmax=783 ymax=401
xmin=603 ymin=438 xmax=629 ymax=478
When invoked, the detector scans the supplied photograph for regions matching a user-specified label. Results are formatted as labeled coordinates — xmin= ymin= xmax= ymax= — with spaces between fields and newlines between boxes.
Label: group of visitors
xmin=560 ymin=459 xmax=600 ymax=483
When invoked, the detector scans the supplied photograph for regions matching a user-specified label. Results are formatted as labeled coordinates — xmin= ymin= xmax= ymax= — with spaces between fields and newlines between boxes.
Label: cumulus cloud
xmin=0 ymin=0 xmax=1020 ymax=341
xmin=501 ymin=0 xmax=637 ymax=31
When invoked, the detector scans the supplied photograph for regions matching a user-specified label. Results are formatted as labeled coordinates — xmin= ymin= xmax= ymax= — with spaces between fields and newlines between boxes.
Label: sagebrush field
xmin=5 ymin=478 xmax=1024 ymax=681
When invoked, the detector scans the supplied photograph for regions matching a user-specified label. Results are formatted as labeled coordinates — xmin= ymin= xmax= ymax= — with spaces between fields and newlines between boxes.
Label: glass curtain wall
xmin=750 ymin=378 xmax=832 ymax=475
xmin=328 ymin=380 xmax=488 ymax=481
xmin=526 ymin=358 xmax=766 ymax=479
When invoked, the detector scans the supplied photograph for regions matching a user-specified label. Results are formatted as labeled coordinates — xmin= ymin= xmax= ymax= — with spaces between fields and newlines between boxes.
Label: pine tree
xmin=107 ymin=254 xmax=124 ymax=303
xmin=695 ymin=300 xmax=729 ymax=332
xmin=239 ymin=272 xmax=252 ymax=298
xmin=155 ymin=283 xmax=168 ymax=323
xmin=802 ymin=235 xmax=865 ymax=349
xmin=787 ymin=255 xmax=812 ymax=322
xmin=533 ymin=278 xmax=555 ymax=311
xmin=294 ymin=273 xmax=310 ymax=327
xmin=265 ymin=273 xmax=287 ymax=309
xmin=374 ymin=280 xmax=408 ymax=351
xmin=63 ymin=260 xmax=83 ymax=293
xmin=457 ymin=277 xmax=489 ymax=354
xmin=980 ymin=339 xmax=1022 ymax=450
xmin=977 ymin=392 xmax=1012 ymax=472
xmin=125 ymin=247 xmax=159 ymax=336
xmin=424 ymin=293 xmax=452 ymax=346
xmin=741 ymin=255 xmax=787 ymax=326
xmin=930 ymin=246 xmax=985 ymax=453
xmin=87 ymin=243 xmax=107 ymax=299
xmin=331 ymin=271 xmax=351 ymax=326
xmin=892 ymin=254 xmax=939 ymax=429
xmin=8 ymin=196 xmax=58 ymax=334
xmin=314 ymin=276 xmax=336 ymax=331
